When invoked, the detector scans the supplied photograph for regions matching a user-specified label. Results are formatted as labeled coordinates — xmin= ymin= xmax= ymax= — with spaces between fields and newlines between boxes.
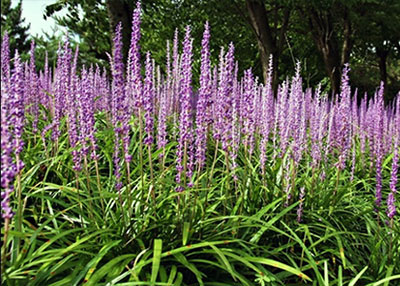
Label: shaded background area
xmin=1 ymin=0 xmax=399 ymax=101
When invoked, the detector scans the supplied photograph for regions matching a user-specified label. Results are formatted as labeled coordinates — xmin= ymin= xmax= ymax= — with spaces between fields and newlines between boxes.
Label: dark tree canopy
xmin=16 ymin=0 xmax=400 ymax=100
xmin=1 ymin=0 xmax=30 ymax=55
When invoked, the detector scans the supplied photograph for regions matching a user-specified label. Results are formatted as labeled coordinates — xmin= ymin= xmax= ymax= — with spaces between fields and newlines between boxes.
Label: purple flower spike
xmin=1 ymin=49 xmax=25 ymax=219
xmin=175 ymin=25 xmax=194 ymax=190
xmin=143 ymin=52 xmax=154 ymax=146
xmin=195 ymin=22 xmax=211 ymax=170
xmin=29 ymin=40 xmax=40 ymax=134
xmin=1 ymin=32 xmax=10 ymax=97
xmin=387 ymin=192 xmax=396 ymax=219
xmin=11 ymin=50 xmax=25 ymax=164
xmin=297 ymin=187 xmax=306 ymax=223
xmin=127 ymin=1 xmax=142 ymax=113
xmin=374 ymin=82 xmax=385 ymax=209
xmin=111 ymin=22 xmax=127 ymax=190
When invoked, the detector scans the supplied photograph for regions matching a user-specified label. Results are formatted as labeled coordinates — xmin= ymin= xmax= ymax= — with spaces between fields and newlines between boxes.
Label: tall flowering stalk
xmin=143 ymin=52 xmax=154 ymax=146
xmin=171 ymin=29 xmax=180 ymax=122
xmin=374 ymin=82 xmax=385 ymax=210
xmin=220 ymin=43 xmax=235 ymax=155
xmin=144 ymin=52 xmax=155 ymax=183
xmin=111 ymin=23 xmax=126 ymax=204
xmin=387 ymin=95 xmax=399 ymax=220
xmin=127 ymin=1 xmax=142 ymax=113
xmin=195 ymin=22 xmax=211 ymax=172
xmin=175 ymin=25 xmax=193 ymax=191
xmin=55 ymin=40 xmax=72 ymax=144
xmin=11 ymin=50 xmax=25 ymax=181
xmin=335 ymin=64 xmax=352 ymax=171
xmin=157 ymin=82 xmax=168 ymax=165
xmin=387 ymin=136 xmax=398 ymax=220
xmin=1 ymin=33 xmax=14 ymax=220
xmin=260 ymin=56 xmax=274 ymax=174
xmin=231 ymin=71 xmax=240 ymax=182
xmin=79 ymin=66 xmax=98 ymax=218
xmin=297 ymin=187 xmax=306 ymax=223
xmin=67 ymin=46 xmax=82 ymax=172
xmin=277 ymin=80 xmax=290 ymax=158
xmin=79 ymin=66 xmax=98 ymax=160
xmin=157 ymin=41 xmax=169 ymax=164
xmin=2 ymin=50 xmax=25 ymax=260
xmin=28 ymin=41 xmax=40 ymax=134
xmin=241 ymin=68 xmax=255 ymax=155
xmin=126 ymin=3 xmax=143 ymax=192
xmin=1 ymin=41 xmax=13 ymax=269
xmin=1 ymin=32 xmax=10 ymax=94
xmin=0 ymin=35 xmax=13 ymax=269
xmin=212 ymin=47 xmax=225 ymax=143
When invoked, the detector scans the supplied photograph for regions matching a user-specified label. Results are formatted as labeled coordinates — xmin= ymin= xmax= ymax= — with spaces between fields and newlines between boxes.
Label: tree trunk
xmin=245 ymin=0 xmax=289 ymax=93
xmin=341 ymin=8 xmax=352 ymax=66
xmin=376 ymin=48 xmax=388 ymax=88
xmin=106 ymin=0 xmax=132 ymax=62
xmin=307 ymin=9 xmax=343 ymax=96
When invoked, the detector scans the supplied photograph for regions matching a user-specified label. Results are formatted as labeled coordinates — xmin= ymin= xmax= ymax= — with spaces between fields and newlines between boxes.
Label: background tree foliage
xmin=1 ymin=0 xmax=30 ymax=55
xmin=2 ymin=0 xmax=399 ymax=100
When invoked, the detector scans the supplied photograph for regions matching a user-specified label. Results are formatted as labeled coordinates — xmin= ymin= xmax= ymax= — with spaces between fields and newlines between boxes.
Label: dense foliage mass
xmin=1 ymin=2 xmax=399 ymax=285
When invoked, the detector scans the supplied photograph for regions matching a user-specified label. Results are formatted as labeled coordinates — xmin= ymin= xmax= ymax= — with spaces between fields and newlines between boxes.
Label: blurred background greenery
xmin=1 ymin=0 xmax=399 ymax=101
